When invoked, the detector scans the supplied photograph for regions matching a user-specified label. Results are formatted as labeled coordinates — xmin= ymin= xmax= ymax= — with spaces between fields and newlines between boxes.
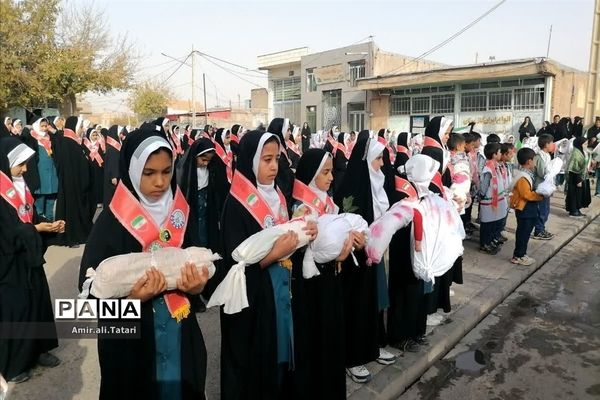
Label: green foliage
xmin=129 ymin=83 xmax=171 ymax=120
xmin=0 ymin=0 xmax=136 ymax=113
xmin=342 ymin=196 xmax=359 ymax=213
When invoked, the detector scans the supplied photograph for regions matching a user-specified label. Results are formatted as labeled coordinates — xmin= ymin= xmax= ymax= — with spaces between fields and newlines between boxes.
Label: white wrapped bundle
xmin=80 ymin=247 xmax=220 ymax=299
xmin=449 ymin=160 xmax=471 ymax=214
xmin=207 ymin=219 xmax=310 ymax=314
xmin=365 ymin=201 xmax=416 ymax=266
xmin=536 ymin=158 xmax=563 ymax=197
xmin=300 ymin=213 xmax=368 ymax=279
xmin=411 ymin=194 xmax=465 ymax=283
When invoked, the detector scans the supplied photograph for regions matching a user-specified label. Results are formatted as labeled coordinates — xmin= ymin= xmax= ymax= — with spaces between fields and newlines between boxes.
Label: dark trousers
xmin=514 ymin=214 xmax=536 ymax=258
xmin=534 ymin=196 xmax=550 ymax=234
xmin=480 ymin=219 xmax=502 ymax=247
xmin=462 ymin=203 xmax=473 ymax=226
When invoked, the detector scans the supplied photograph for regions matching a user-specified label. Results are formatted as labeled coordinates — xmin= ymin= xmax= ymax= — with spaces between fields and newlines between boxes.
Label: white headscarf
xmin=196 ymin=148 xmax=214 ymax=190
xmin=252 ymin=133 xmax=281 ymax=216
xmin=32 ymin=118 xmax=47 ymax=137
xmin=309 ymin=153 xmax=331 ymax=204
xmin=128 ymin=136 xmax=174 ymax=227
xmin=438 ymin=117 xmax=454 ymax=144
xmin=8 ymin=143 xmax=35 ymax=202
xmin=366 ymin=139 xmax=389 ymax=220
xmin=405 ymin=154 xmax=440 ymax=198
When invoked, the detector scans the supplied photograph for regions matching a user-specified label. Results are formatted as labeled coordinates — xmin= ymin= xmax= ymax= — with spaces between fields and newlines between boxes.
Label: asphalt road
xmin=399 ymin=217 xmax=600 ymax=400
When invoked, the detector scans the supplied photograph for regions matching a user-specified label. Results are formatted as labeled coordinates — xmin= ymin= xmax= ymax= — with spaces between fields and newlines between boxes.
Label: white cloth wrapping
xmin=207 ymin=219 xmax=310 ymax=314
xmin=410 ymin=195 xmax=465 ymax=283
xmin=302 ymin=213 xmax=368 ymax=279
xmin=536 ymin=158 xmax=564 ymax=197
xmin=79 ymin=247 xmax=220 ymax=299
xmin=448 ymin=159 xmax=472 ymax=214
xmin=365 ymin=201 xmax=416 ymax=266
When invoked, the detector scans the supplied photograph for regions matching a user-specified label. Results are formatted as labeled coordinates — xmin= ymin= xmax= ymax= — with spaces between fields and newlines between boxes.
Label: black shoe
xmin=392 ymin=339 xmax=420 ymax=353
xmin=569 ymin=211 xmax=584 ymax=218
xmin=68 ymin=244 xmax=80 ymax=249
xmin=10 ymin=370 xmax=32 ymax=383
xmin=414 ymin=335 xmax=430 ymax=345
xmin=480 ymin=245 xmax=499 ymax=255
xmin=38 ymin=352 xmax=60 ymax=367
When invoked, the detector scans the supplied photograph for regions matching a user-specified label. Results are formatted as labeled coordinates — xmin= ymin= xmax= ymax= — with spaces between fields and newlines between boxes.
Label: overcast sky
xmin=84 ymin=0 xmax=595 ymax=113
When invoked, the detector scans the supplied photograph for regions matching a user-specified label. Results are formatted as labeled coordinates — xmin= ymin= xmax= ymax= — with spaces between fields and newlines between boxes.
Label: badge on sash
xmin=159 ymin=228 xmax=172 ymax=242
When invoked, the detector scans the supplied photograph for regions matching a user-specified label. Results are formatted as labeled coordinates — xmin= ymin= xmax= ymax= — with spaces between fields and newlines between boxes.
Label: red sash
xmin=378 ymin=136 xmax=396 ymax=164
xmin=431 ymin=171 xmax=447 ymax=200
xmin=170 ymin=132 xmax=184 ymax=155
xmin=286 ymin=140 xmax=301 ymax=157
xmin=214 ymin=143 xmax=233 ymax=183
xmin=229 ymin=172 xmax=288 ymax=228
xmin=83 ymin=139 xmax=104 ymax=166
xmin=337 ymin=142 xmax=350 ymax=159
xmin=0 ymin=171 xmax=34 ymax=223
xmin=423 ymin=136 xmax=443 ymax=150
xmin=230 ymin=134 xmax=239 ymax=144
xmin=63 ymin=128 xmax=82 ymax=145
xmin=346 ymin=140 xmax=355 ymax=157
xmin=396 ymin=145 xmax=410 ymax=157
xmin=292 ymin=179 xmax=337 ymax=216
xmin=109 ymin=182 xmax=191 ymax=322
xmin=326 ymin=137 xmax=338 ymax=156
xmin=394 ymin=176 xmax=418 ymax=200
xmin=485 ymin=160 xmax=499 ymax=209
xmin=30 ymin=130 xmax=52 ymax=156
xmin=187 ymin=136 xmax=195 ymax=146
xmin=107 ymin=136 xmax=121 ymax=151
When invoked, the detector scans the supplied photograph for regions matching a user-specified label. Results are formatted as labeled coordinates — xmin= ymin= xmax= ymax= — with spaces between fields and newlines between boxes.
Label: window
xmin=348 ymin=103 xmax=365 ymax=132
xmin=273 ymin=77 xmax=301 ymax=102
xmin=488 ymin=91 xmax=512 ymax=110
xmin=349 ymin=61 xmax=366 ymax=87
xmin=431 ymin=94 xmax=454 ymax=114
xmin=412 ymin=96 xmax=430 ymax=114
xmin=306 ymin=69 xmax=317 ymax=92
xmin=306 ymin=106 xmax=317 ymax=132
xmin=390 ymin=97 xmax=410 ymax=115
xmin=461 ymin=91 xmax=487 ymax=112
xmin=322 ymin=90 xmax=342 ymax=130
xmin=514 ymin=87 xmax=544 ymax=110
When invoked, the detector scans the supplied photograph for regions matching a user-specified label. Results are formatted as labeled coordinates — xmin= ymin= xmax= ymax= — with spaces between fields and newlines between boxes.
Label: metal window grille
xmin=322 ymin=90 xmax=342 ymax=130
xmin=390 ymin=97 xmax=411 ymax=115
xmin=349 ymin=62 xmax=366 ymax=87
xmin=514 ymin=87 xmax=544 ymax=110
xmin=306 ymin=69 xmax=317 ymax=92
xmin=431 ymin=94 xmax=454 ymax=114
xmin=412 ymin=96 xmax=430 ymax=114
xmin=273 ymin=77 xmax=301 ymax=102
xmin=460 ymin=91 xmax=487 ymax=112
xmin=488 ymin=90 xmax=512 ymax=110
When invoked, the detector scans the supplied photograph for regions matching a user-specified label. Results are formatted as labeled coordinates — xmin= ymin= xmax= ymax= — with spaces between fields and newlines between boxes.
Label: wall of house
xmin=551 ymin=69 xmax=588 ymax=119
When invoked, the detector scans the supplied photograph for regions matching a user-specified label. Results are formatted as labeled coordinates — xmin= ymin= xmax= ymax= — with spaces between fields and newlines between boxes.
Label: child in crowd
xmin=532 ymin=134 xmax=555 ymax=239
xmin=447 ymin=134 xmax=471 ymax=215
xmin=497 ymin=143 xmax=515 ymax=242
xmin=510 ymin=148 xmax=544 ymax=265
xmin=479 ymin=143 xmax=507 ymax=255
xmin=463 ymin=132 xmax=482 ymax=234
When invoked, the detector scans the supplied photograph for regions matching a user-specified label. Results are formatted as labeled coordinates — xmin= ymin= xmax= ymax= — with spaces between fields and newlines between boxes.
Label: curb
xmin=349 ymin=202 xmax=600 ymax=400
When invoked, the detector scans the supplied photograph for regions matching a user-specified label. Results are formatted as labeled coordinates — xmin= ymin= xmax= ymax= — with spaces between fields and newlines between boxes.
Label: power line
xmin=198 ymin=54 xmax=265 ymax=88
xmin=195 ymin=50 xmax=268 ymax=75
xmin=161 ymin=53 xmax=192 ymax=84
xmin=379 ymin=0 xmax=507 ymax=78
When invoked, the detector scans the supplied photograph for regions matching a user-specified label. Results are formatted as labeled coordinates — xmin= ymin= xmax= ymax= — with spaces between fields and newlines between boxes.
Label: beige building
xmin=257 ymin=42 xmax=442 ymax=132
xmin=357 ymin=58 xmax=588 ymax=135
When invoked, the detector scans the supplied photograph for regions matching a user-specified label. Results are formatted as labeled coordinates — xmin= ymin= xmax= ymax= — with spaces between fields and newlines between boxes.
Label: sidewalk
xmin=347 ymin=191 xmax=600 ymax=400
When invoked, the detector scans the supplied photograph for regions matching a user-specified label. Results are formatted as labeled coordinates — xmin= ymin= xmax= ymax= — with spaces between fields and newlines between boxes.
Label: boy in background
xmin=532 ymin=134 xmax=555 ymax=240
xmin=479 ymin=143 xmax=506 ymax=254
xmin=510 ymin=148 xmax=544 ymax=265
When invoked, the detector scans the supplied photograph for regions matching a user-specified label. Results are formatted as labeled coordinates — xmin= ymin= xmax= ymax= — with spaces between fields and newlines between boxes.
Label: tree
xmin=129 ymin=83 xmax=172 ymax=120
xmin=0 ymin=0 xmax=137 ymax=116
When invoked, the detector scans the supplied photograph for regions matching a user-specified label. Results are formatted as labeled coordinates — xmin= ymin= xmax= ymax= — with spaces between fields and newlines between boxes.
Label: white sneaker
xmin=426 ymin=313 xmax=443 ymax=326
xmin=449 ymin=289 xmax=455 ymax=297
xmin=511 ymin=255 xmax=535 ymax=266
xmin=376 ymin=348 xmax=397 ymax=365
xmin=346 ymin=365 xmax=371 ymax=383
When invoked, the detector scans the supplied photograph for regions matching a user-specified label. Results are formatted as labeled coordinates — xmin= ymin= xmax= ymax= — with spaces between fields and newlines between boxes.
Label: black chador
xmin=83 ymin=128 xmax=105 ymax=206
xmin=103 ymin=125 xmax=122 ymax=208
xmin=267 ymin=117 xmax=295 ymax=212
xmin=78 ymin=127 xmax=207 ymax=399
xmin=0 ymin=137 xmax=59 ymax=382
xmin=54 ymin=116 xmax=94 ymax=246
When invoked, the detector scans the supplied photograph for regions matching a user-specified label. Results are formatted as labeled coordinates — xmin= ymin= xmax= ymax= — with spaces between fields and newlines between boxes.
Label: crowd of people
xmin=0 ymin=111 xmax=598 ymax=399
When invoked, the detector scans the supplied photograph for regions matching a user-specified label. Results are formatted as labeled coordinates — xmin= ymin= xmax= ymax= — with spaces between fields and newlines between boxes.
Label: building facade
xmin=358 ymin=58 xmax=588 ymax=135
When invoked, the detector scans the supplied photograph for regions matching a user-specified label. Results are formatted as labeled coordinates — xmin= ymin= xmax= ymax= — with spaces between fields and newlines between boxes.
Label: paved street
xmin=4 ymin=193 xmax=600 ymax=400
xmin=399 ymin=216 xmax=600 ymax=400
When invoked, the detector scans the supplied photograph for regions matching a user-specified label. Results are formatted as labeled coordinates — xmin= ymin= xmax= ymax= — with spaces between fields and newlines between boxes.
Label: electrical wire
xmin=198 ymin=54 xmax=265 ymax=88
xmin=161 ymin=53 xmax=192 ymax=84
xmin=195 ymin=50 xmax=268 ymax=75
xmin=379 ymin=0 xmax=507 ymax=78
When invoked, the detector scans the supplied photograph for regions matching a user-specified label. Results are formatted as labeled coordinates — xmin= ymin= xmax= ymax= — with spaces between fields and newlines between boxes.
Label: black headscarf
xmin=425 ymin=116 xmax=443 ymax=145
xmin=393 ymin=132 xmax=410 ymax=171
xmin=100 ymin=128 xmax=109 ymax=140
xmin=337 ymin=132 xmax=346 ymax=145
xmin=301 ymin=123 xmax=311 ymax=136
xmin=215 ymin=128 xmax=230 ymax=150
xmin=572 ymin=117 xmax=584 ymax=138
xmin=190 ymin=129 xmax=199 ymax=140
xmin=0 ymin=137 xmax=24 ymax=179
xmin=118 ymin=126 xmax=176 ymax=197
xmin=334 ymin=137 xmax=376 ymax=223
xmin=64 ymin=116 xmax=79 ymax=132
xmin=267 ymin=117 xmax=288 ymax=149
xmin=231 ymin=124 xmax=241 ymax=136
xmin=0 ymin=118 xmax=10 ymax=138
xmin=357 ymin=130 xmax=370 ymax=142
xmin=235 ymin=130 xmax=279 ymax=186
xmin=572 ymin=136 xmax=586 ymax=153
xmin=295 ymin=148 xmax=329 ymax=185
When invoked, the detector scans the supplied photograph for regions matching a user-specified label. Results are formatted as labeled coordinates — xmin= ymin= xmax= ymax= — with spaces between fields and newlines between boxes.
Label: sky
xmin=82 ymin=0 xmax=595 ymax=114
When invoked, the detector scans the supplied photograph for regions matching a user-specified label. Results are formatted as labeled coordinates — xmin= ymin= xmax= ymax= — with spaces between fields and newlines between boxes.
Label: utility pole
xmin=191 ymin=45 xmax=196 ymax=129
xmin=203 ymin=73 xmax=208 ymax=126
xmin=585 ymin=0 xmax=600 ymax=123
